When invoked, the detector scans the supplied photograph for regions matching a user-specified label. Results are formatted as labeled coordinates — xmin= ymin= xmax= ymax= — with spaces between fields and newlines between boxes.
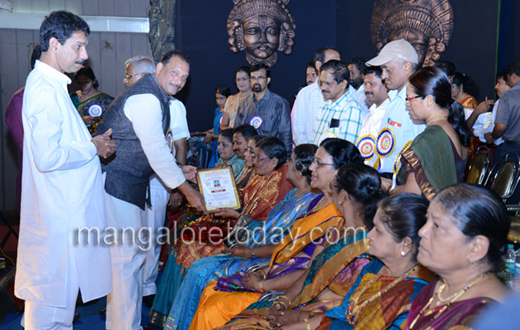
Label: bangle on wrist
xmin=258 ymin=279 xmax=266 ymax=292
xmin=303 ymin=318 xmax=311 ymax=330
xmin=250 ymin=247 xmax=255 ymax=258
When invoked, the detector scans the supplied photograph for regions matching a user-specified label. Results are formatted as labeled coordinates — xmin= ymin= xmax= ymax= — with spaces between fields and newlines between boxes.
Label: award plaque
xmin=197 ymin=167 xmax=241 ymax=212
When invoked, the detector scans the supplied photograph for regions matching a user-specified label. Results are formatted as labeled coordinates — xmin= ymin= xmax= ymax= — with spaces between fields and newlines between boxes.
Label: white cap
xmin=366 ymin=39 xmax=419 ymax=66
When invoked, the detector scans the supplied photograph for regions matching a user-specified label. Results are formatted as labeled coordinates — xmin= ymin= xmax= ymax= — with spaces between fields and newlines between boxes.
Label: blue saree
xmin=149 ymin=189 xmax=316 ymax=328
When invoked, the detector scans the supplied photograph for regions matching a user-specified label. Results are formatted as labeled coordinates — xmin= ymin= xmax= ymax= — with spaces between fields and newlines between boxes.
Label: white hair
xmin=125 ymin=56 xmax=155 ymax=74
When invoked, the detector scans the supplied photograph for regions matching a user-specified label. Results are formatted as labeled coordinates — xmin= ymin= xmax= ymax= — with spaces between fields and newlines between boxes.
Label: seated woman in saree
xmin=233 ymin=126 xmax=261 ymax=189
xmin=385 ymin=67 xmax=471 ymax=200
xmin=218 ymin=163 xmax=387 ymax=330
xmin=310 ymin=193 xmax=434 ymax=330
xmin=188 ymin=138 xmax=365 ymax=330
xmin=215 ymin=128 xmax=245 ymax=179
xmin=158 ymin=144 xmax=318 ymax=329
xmin=404 ymin=183 xmax=510 ymax=330
xmin=70 ymin=66 xmax=114 ymax=130
xmin=150 ymin=136 xmax=293 ymax=326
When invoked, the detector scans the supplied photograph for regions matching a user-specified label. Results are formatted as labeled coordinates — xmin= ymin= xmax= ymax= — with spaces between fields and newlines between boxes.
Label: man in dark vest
xmin=96 ymin=50 xmax=206 ymax=330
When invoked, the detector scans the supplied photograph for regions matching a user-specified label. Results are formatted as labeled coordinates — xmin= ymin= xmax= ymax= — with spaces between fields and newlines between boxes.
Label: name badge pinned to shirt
xmin=165 ymin=129 xmax=174 ymax=155
xmin=88 ymin=104 xmax=103 ymax=117
xmin=375 ymin=128 xmax=395 ymax=158
xmin=356 ymin=135 xmax=376 ymax=160
xmin=250 ymin=116 xmax=263 ymax=129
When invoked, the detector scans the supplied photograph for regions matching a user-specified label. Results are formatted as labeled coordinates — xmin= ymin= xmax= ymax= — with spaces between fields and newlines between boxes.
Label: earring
xmin=401 ymin=250 xmax=406 ymax=256
xmin=468 ymin=257 xmax=474 ymax=264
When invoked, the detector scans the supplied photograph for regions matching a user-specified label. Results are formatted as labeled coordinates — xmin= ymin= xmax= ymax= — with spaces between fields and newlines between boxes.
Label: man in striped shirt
xmin=313 ymin=60 xmax=364 ymax=145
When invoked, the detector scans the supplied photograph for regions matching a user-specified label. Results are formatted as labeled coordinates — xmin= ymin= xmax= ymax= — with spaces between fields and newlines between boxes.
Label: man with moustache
xmin=235 ymin=64 xmax=292 ymax=152
xmin=121 ymin=55 xmax=191 ymax=307
xmin=365 ymin=39 xmax=425 ymax=178
xmin=347 ymin=57 xmax=370 ymax=116
xmin=15 ymin=11 xmax=115 ymax=329
xmin=292 ymin=47 xmax=341 ymax=145
xmin=96 ymin=50 xmax=206 ymax=330
xmin=232 ymin=124 xmax=258 ymax=159
xmin=313 ymin=60 xmax=364 ymax=145
xmin=355 ymin=66 xmax=389 ymax=167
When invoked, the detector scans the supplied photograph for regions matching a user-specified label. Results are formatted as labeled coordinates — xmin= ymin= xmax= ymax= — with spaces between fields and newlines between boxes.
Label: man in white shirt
xmin=96 ymin=50 xmax=206 ymax=330
xmin=365 ymin=39 xmax=425 ymax=178
xmin=291 ymin=47 xmax=340 ymax=145
xmin=356 ymin=66 xmax=389 ymax=167
xmin=347 ymin=57 xmax=370 ymax=117
xmin=15 ymin=11 xmax=115 ymax=329
xmin=313 ymin=60 xmax=364 ymax=145
xmin=122 ymin=55 xmax=191 ymax=306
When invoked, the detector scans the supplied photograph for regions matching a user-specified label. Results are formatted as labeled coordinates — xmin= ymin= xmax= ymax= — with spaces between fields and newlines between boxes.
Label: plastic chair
xmin=464 ymin=145 xmax=490 ymax=185
xmin=485 ymin=152 xmax=520 ymax=202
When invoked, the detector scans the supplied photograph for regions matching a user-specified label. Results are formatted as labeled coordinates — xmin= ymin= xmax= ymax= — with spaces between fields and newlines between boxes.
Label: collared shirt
xmin=124 ymin=94 xmax=186 ymax=190
xmin=235 ymin=89 xmax=292 ymax=151
xmin=313 ymin=85 xmax=364 ymax=145
xmin=291 ymin=80 xmax=325 ymax=145
xmin=358 ymin=98 xmax=389 ymax=167
xmin=355 ymin=84 xmax=370 ymax=118
xmin=377 ymin=85 xmax=425 ymax=173
xmin=473 ymin=100 xmax=503 ymax=145
xmin=495 ymin=81 xmax=520 ymax=143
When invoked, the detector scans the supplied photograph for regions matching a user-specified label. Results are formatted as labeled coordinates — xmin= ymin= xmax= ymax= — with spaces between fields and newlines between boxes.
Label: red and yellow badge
xmin=393 ymin=140 xmax=412 ymax=175
xmin=356 ymin=134 xmax=376 ymax=160
xmin=375 ymin=128 xmax=395 ymax=158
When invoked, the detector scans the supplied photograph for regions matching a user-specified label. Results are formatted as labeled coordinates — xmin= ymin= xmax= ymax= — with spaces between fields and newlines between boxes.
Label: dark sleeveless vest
xmin=96 ymin=73 xmax=171 ymax=210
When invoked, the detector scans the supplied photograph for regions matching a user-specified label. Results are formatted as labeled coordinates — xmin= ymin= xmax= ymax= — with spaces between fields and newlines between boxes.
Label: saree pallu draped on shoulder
xmin=398 ymin=125 xmax=458 ymax=201
xmin=189 ymin=200 xmax=345 ymax=330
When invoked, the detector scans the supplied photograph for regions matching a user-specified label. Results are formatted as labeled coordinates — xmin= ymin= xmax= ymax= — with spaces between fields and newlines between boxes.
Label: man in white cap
xmin=365 ymin=39 xmax=425 ymax=179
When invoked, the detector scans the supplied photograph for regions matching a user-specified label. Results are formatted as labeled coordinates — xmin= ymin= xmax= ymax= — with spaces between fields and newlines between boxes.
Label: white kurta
xmin=15 ymin=60 xmax=112 ymax=308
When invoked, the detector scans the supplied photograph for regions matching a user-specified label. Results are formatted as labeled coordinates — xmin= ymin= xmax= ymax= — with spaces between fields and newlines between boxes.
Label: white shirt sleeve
xmin=291 ymin=89 xmax=307 ymax=145
xmin=124 ymin=94 xmax=186 ymax=189
xmin=26 ymin=86 xmax=97 ymax=172
xmin=170 ymin=100 xmax=190 ymax=140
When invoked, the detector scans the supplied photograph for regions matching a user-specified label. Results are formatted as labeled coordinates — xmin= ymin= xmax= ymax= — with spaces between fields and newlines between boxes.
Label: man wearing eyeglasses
xmin=234 ymin=64 xmax=292 ymax=153
xmin=365 ymin=39 xmax=425 ymax=178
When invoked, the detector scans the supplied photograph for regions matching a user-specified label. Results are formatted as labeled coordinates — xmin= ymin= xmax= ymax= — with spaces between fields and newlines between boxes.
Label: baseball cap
xmin=366 ymin=39 xmax=419 ymax=66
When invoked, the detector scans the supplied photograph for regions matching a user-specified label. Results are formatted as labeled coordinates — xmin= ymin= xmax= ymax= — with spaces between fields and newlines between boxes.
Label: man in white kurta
xmin=15 ymin=11 xmax=114 ymax=330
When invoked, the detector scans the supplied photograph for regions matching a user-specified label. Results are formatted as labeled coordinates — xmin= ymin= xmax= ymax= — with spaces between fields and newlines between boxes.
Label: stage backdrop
xmin=336 ymin=0 xmax=501 ymax=102
xmin=174 ymin=0 xmax=337 ymax=132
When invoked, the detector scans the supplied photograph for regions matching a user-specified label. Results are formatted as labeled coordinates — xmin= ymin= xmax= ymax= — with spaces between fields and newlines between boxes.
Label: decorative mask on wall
xmin=371 ymin=0 xmax=454 ymax=67
xmin=227 ymin=0 xmax=296 ymax=67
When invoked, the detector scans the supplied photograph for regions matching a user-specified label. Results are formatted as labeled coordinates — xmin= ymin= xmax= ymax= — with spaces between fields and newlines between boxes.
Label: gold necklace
xmin=346 ymin=264 xmax=422 ymax=325
xmin=407 ymin=272 xmax=491 ymax=329
xmin=427 ymin=116 xmax=448 ymax=126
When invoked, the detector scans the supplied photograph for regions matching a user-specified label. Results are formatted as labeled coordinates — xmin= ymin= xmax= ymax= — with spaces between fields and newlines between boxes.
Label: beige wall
xmin=0 ymin=0 xmax=153 ymax=211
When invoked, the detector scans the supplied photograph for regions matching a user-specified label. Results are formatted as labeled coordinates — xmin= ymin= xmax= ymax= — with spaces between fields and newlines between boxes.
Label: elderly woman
xmin=404 ymin=184 xmax=510 ymax=330
xmin=217 ymin=163 xmax=387 ymax=329
xmin=188 ymin=139 xmax=365 ymax=330
xmin=386 ymin=67 xmax=470 ymax=200
xmin=159 ymin=144 xmax=318 ymax=329
xmin=150 ymin=137 xmax=293 ymax=326
xmin=310 ymin=193 xmax=434 ymax=329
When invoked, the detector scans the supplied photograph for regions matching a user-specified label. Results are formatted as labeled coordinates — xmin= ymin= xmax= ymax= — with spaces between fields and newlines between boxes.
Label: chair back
xmin=465 ymin=146 xmax=490 ymax=185
xmin=485 ymin=152 xmax=520 ymax=201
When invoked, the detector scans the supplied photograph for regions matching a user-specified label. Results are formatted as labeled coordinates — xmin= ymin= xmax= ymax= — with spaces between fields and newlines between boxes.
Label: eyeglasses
xmin=254 ymin=156 xmax=269 ymax=162
xmin=311 ymin=159 xmax=335 ymax=168
xmin=251 ymin=76 xmax=266 ymax=82
xmin=405 ymin=95 xmax=422 ymax=102
xmin=236 ymin=77 xmax=250 ymax=82
xmin=124 ymin=73 xmax=143 ymax=80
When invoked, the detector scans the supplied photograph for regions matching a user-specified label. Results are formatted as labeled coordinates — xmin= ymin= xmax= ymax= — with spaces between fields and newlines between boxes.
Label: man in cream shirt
xmin=16 ymin=11 xmax=115 ymax=329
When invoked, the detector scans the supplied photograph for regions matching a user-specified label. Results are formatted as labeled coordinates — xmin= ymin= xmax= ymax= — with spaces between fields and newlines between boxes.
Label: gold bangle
xmin=258 ymin=269 xmax=267 ymax=281
xmin=258 ymin=280 xmax=266 ymax=292
xmin=303 ymin=318 xmax=311 ymax=330
xmin=275 ymin=299 xmax=288 ymax=309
